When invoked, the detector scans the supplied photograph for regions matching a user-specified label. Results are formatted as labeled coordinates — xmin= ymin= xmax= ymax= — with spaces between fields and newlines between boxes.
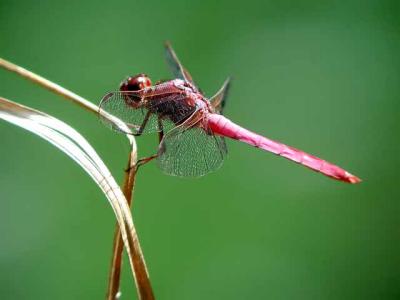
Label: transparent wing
xmin=164 ymin=41 xmax=197 ymax=88
xmin=210 ymin=77 xmax=231 ymax=114
xmin=99 ymin=91 xmax=197 ymax=135
xmin=157 ymin=112 xmax=227 ymax=177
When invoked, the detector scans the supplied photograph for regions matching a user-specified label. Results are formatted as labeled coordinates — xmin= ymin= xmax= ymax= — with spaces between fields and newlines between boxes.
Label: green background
xmin=0 ymin=0 xmax=399 ymax=299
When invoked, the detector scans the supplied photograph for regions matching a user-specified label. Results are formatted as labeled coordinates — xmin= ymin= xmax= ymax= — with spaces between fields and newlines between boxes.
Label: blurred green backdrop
xmin=0 ymin=0 xmax=399 ymax=299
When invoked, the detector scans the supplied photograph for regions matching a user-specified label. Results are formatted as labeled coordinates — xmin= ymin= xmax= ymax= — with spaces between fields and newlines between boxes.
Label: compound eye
xmin=119 ymin=74 xmax=152 ymax=104
xmin=120 ymin=74 xmax=152 ymax=92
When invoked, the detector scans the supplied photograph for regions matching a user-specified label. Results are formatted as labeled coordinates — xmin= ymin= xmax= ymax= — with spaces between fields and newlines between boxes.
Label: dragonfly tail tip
xmin=345 ymin=172 xmax=362 ymax=184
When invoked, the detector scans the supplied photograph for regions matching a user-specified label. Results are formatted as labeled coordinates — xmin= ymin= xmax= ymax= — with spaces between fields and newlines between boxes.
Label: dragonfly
xmin=99 ymin=42 xmax=361 ymax=183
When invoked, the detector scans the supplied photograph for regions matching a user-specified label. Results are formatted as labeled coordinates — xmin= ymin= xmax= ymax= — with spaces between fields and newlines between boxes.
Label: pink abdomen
xmin=207 ymin=114 xmax=360 ymax=183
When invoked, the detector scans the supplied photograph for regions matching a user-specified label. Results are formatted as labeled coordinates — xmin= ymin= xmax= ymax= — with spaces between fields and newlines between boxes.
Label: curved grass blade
xmin=0 ymin=97 xmax=153 ymax=300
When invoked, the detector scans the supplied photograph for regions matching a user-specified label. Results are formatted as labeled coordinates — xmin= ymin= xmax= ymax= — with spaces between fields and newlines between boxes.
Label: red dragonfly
xmin=99 ymin=42 xmax=360 ymax=183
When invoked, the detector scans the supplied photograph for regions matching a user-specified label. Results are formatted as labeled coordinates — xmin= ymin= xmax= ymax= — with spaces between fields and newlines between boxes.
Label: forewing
xmin=99 ymin=91 xmax=196 ymax=135
xmin=164 ymin=41 xmax=196 ymax=87
xmin=157 ymin=113 xmax=227 ymax=177
xmin=210 ymin=77 xmax=231 ymax=114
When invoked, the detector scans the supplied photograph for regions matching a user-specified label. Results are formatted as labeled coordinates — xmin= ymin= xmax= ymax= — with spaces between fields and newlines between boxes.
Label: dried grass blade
xmin=0 ymin=96 xmax=153 ymax=300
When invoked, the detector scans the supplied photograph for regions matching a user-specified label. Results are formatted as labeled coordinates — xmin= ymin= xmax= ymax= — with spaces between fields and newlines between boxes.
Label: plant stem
xmin=0 ymin=57 xmax=154 ymax=299
xmin=106 ymin=159 xmax=136 ymax=300
xmin=107 ymin=154 xmax=154 ymax=300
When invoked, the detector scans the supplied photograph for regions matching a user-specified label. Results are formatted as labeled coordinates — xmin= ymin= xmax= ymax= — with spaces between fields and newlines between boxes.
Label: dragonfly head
xmin=119 ymin=74 xmax=152 ymax=104
xmin=120 ymin=74 xmax=152 ymax=92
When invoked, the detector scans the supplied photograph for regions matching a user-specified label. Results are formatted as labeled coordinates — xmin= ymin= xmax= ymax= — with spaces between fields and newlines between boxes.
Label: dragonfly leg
xmin=133 ymin=110 xmax=151 ymax=136
xmin=135 ymin=116 xmax=167 ymax=170
xmin=127 ymin=116 xmax=165 ymax=172
xmin=137 ymin=154 xmax=158 ymax=168
xmin=124 ymin=154 xmax=158 ymax=172
xmin=136 ymin=116 xmax=166 ymax=169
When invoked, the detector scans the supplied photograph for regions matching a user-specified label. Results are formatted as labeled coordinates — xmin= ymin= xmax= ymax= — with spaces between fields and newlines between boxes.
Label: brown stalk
xmin=106 ymin=154 xmax=155 ymax=300
xmin=0 ymin=58 xmax=154 ymax=299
